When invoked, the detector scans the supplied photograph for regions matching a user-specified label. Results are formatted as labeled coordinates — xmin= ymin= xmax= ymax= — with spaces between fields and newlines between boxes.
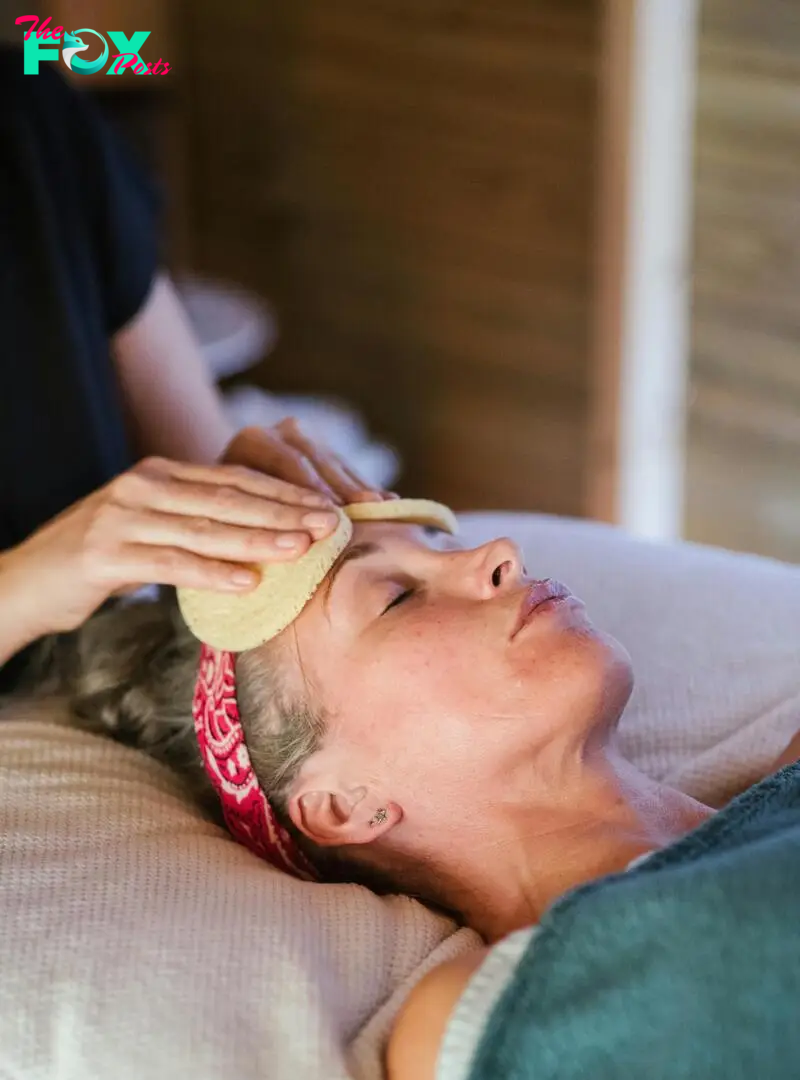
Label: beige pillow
xmin=0 ymin=701 xmax=477 ymax=1080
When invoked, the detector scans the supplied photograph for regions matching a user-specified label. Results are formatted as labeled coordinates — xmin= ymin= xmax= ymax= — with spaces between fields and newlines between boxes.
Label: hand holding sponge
xmin=178 ymin=499 xmax=457 ymax=651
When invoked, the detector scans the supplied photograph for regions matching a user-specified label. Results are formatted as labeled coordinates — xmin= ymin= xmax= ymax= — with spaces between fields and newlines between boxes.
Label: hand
xmin=223 ymin=419 xmax=397 ymax=506
xmin=0 ymin=455 xmax=341 ymax=637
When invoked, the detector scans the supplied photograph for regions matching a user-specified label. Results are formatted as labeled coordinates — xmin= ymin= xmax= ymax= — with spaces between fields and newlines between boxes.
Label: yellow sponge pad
xmin=177 ymin=498 xmax=457 ymax=652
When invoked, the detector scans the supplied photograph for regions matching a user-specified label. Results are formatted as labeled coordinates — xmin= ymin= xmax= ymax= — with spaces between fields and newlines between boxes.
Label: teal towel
xmin=468 ymin=761 xmax=800 ymax=1080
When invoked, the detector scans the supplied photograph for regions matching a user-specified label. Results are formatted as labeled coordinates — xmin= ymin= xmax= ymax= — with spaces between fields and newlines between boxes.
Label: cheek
xmin=347 ymin=614 xmax=508 ymax=758
xmin=330 ymin=606 xmax=512 ymax=739
xmin=378 ymin=610 xmax=490 ymax=704
xmin=317 ymin=616 xmax=480 ymax=745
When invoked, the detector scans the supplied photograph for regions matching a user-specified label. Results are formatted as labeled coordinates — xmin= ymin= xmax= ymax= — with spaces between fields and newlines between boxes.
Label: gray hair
xmin=235 ymin=647 xmax=325 ymax=818
xmin=24 ymin=595 xmax=322 ymax=832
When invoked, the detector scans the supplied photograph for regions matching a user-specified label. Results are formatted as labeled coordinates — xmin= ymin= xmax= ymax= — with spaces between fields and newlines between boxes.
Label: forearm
xmin=0 ymin=548 xmax=48 ymax=669
xmin=112 ymin=271 xmax=233 ymax=465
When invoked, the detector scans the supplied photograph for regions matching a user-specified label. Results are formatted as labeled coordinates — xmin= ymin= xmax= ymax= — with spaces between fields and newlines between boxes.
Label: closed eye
xmin=382 ymin=588 xmax=414 ymax=615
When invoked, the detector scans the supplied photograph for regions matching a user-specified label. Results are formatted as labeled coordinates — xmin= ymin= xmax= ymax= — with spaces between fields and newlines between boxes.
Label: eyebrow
xmin=322 ymin=541 xmax=383 ymax=613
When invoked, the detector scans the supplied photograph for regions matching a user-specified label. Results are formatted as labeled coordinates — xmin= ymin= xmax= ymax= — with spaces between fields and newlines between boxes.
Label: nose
xmin=445 ymin=537 xmax=525 ymax=600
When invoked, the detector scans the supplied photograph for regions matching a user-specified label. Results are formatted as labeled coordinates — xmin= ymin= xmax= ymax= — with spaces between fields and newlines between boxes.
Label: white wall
xmin=591 ymin=0 xmax=699 ymax=540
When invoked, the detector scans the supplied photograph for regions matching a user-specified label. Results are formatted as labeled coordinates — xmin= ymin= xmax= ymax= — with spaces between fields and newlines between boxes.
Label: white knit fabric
xmin=1 ymin=512 xmax=799 ymax=1080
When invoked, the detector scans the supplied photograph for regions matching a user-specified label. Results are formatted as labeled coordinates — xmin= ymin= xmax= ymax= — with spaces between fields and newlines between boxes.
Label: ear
xmin=288 ymin=785 xmax=402 ymax=848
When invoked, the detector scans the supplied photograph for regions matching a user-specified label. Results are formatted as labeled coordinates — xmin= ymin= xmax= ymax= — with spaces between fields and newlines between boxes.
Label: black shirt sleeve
xmin=0 ymin=45 xmax=162 ymax=543
xmin=0 ymin=45 xmax=162 ymax=690
xmin=1 ymin=44 xmax=162 ymax=338
xmin=67 ymin=78 xmax=163 ymax=335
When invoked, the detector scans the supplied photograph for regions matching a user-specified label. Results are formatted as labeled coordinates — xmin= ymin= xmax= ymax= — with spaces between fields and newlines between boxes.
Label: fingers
xmin=221 ymin=428 xmax=338 ymax=501
xmin=133 ymin=455 xmax=333 ymax=509
xmin=223 ymin=421 xmax=397 ymax=506
xmin=275 ymin=418 xmax=390 ymax=504
xmin=111 ymin=544 xmax=264 ymax=593
xmin=117 ymin=506 xmax=316 ymax=562
xmin=85 ymin=461 xmax=344 ymax=601
xmin=116 ymin=472 xmax=339 ymax=539
xmin=330 ymin=457 xmax=388 ymax=504
xmin=105 ymin=459 xmax=342 ymax=556
xmin=105 ymin=423 xmax=395 ymax=602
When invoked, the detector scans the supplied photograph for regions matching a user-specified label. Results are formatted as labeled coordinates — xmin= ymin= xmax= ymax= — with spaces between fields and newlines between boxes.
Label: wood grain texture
xmin=687 ymin=0 xmax=800 ymax=562
xmin=586 ymin=0 xmax=636 ymax=525
xmin=182 ymin=1 xmax=600 ymax=513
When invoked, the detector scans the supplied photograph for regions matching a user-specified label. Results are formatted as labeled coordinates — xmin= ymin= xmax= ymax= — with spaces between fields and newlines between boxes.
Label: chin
xmin=550 ymin=627 xmax=634 ymax=741
xmin=599 ymin=629 xmax=634 ymax=712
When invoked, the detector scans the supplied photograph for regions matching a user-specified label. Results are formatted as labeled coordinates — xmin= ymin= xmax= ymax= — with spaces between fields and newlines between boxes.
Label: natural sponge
xmin=177 ymin=498 xmax=457 ymax=652
xmin=345 ymin=498 xmax=458 ymax=535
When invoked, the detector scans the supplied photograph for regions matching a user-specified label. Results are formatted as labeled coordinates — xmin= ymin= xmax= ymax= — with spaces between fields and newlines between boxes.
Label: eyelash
xmin=382 ymin=587 xmax=414 ymax=615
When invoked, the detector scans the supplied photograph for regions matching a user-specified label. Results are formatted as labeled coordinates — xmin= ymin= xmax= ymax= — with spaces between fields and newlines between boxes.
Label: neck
xmin=425 ymin=745 xmax=713 ymax=943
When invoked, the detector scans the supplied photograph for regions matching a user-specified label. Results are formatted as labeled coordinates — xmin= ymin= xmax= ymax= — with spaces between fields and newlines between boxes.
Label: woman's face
xmin=281 ymin=521 xmax=633 ymax=835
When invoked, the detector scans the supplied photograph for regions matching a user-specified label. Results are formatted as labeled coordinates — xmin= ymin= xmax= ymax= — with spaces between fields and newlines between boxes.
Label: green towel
xmin=468 ymin=761 xmax=800 ymax=1080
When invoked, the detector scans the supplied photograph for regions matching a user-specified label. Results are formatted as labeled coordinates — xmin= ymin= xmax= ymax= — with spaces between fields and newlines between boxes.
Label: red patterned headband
xmin=192 ymin=643 xmax=317 ymax=879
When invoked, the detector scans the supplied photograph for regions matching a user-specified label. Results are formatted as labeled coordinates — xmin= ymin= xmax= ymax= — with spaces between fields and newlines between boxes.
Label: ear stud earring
xmin=369 ymin=808 xmax=388 ymax=828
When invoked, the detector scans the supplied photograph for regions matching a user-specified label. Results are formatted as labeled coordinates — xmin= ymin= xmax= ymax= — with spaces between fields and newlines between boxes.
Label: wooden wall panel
xmin=183 ymin=1 xmax=600 ymax=513
xmin=687 ymin=0 xmax=800 ymax=561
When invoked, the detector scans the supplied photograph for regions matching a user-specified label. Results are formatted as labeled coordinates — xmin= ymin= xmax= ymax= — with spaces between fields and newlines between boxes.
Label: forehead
xmin=272 ymin=518 xmax=463 ymax=694
xmin=286 ymin=518 xmax=461 ymax=633
xmin=344 ymin=518 xmax=461 ymax=551
xmin=286 ymin=518 xmax=459 ymax=637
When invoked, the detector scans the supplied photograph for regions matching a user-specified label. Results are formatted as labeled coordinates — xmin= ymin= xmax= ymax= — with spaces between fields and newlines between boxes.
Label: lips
xmin=511 ymin=579 xmax=572 ymax=639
